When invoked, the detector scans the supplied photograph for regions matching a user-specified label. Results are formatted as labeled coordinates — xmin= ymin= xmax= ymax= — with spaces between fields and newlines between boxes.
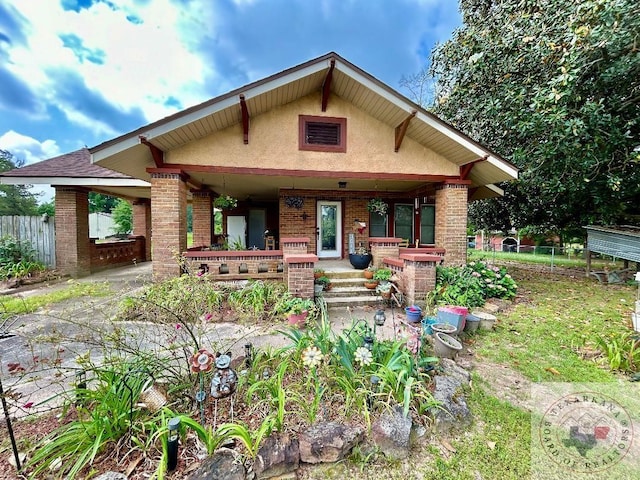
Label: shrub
xmin=431 ymin=261 xmax=518 ymax=308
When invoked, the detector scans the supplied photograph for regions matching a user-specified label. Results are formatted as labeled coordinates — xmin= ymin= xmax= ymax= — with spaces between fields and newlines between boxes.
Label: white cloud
xmin=7 ymin=0 xmax=210 ymax=129
xmin=0 ymin=130 xmax=61 ymax=164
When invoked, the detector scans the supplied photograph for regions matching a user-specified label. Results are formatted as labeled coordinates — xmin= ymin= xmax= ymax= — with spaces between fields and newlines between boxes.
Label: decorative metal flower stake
xmin=190 ymin=348 xmax=214 ymax=425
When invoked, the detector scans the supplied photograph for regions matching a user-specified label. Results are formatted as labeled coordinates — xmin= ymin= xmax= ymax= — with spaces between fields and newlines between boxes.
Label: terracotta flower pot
xmin=287 ymin=310 xmax=308 ymax=327
xmin=364 ymin=280 xmax=378 ymax=289
xmin=364 ymin=269 xmax=374 ymax=279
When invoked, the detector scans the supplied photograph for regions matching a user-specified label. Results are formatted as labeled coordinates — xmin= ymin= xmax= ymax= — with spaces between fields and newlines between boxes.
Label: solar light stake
xmin=167 ymin=417 xmax=181 ymax=471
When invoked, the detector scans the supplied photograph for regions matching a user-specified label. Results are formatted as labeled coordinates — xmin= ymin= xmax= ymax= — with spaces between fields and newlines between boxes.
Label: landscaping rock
xmin=439 ymin=357 xmax=471 ymax=385
xmin=299 ymin=422 xmax=364 ymax=464
xmin=94 ymin=473 xmax=127 ymax=480
xmin=371 ymin=405 xmax=413 ymax=460
xmin=186 ymin=448 xmax=245 ymax=480
xmin=431 ymin=375 xmax=471 ymax=433
xmin=254 ymin=433 xmax=299 ymax=479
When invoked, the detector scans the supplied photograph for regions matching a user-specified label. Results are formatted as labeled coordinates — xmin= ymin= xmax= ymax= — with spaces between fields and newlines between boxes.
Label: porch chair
xmin=399 ymin=238 xmax=410 ymax=248
xmin=265 ymin=236 xmax=276 ymax=250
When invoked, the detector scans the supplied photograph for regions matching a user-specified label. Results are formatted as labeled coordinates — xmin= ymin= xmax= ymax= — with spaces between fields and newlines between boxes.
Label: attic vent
xmin=299 ymin=115 xmax=347 ymax=153
xmin=306 ymin=122 xmax=340 ymax=145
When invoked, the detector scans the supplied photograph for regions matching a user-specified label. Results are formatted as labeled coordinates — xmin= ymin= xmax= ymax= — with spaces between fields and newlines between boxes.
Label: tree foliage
xmin=427 ymin=0 xmax=640 ymax=236
xmin=0 ymin=150 xmax=40 ymax=216
xmin=112 ymin=198 xmax=132 ymax=235
xmin=89 ymin=193 xmax=118 ymax=213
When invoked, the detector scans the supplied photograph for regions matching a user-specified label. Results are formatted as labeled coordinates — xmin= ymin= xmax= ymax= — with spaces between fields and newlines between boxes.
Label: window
xmin=299 ymin=115 xmax=346 ymax=152
xmin=369 ymin=211 xmax=387 ymax=237
xmin=420 ymin=205 xmax=435 ymax=244
xmin=394 ymin=204 xmax=414 ymax=244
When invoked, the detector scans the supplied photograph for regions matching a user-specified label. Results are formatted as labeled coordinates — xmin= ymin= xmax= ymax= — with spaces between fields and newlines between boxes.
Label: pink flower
xmin=204 ymin=313 xmax=213 ymax=321
xmin=23 ymin=402 xmax=34 ymax=409
xmin=175 ymin=324 xmax=182 ymax=330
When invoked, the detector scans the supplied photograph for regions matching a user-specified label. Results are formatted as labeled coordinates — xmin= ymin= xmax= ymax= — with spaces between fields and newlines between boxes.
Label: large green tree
xmin=425 ymin=0 xmax=640 ymax=238
xmin=0 ymin=150 xmax=40 ymax=215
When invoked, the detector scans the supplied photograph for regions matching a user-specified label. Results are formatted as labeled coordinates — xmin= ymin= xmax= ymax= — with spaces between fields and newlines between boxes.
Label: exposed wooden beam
xmin=321 ymin=59 xmax=335 ymax=112
xmin=240 ymin=95 xmax=250 ymax=144
xmin=459 ymin=156 xmax=488 ymax=180
xmin=394 ymin=110 xmax=417 ymax=152
xmin=139 ymin=136 xmax=165 ymax=167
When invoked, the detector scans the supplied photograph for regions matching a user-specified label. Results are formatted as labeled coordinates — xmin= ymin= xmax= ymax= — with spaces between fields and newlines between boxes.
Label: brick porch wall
xmin=132 ymin=199 xmax=152 ymax=261
xmin=192 ymin=190 xmax=213 ymax=248
xmin=55 ymin=187 xmax=90 ymax=277
xmin=150 ymin=172 xmax=187 ymax=279
xmin=435 ymin=182 xmax=469 ymax=266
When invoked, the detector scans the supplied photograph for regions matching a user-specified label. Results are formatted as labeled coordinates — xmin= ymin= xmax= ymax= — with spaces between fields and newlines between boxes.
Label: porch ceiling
xmin=91 ymin=52 xmax=517 ymax=199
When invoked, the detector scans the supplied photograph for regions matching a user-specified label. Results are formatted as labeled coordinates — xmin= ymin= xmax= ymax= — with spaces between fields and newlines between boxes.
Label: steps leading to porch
xmin=319 ymin=268 xmax=382 ymax=308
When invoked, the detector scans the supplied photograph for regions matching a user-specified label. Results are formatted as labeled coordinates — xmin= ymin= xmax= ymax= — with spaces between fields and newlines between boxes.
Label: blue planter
xmin=405 ymin=306 xmax=422 ymax=322
xmin=349 ymin=253 xmax=372 ymax=270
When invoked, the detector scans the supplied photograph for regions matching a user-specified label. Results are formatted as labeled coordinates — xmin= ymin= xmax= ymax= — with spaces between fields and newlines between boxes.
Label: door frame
xmin=316 ymin=200 xmax=342 ymax=258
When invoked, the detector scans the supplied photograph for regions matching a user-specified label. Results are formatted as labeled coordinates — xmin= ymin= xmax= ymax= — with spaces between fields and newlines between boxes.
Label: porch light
xmin=363 ymin=334 xmax=374 ymax=351
xmin=167 ymin=417 xmax=181 ymax=471
xmin=373 ymin=309 xmax=386 ymax=327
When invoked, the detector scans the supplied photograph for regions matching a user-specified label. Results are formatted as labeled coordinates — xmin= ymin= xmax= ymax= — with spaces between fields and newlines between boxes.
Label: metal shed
xmin=584 ymin=225 xmax=640 ymax=282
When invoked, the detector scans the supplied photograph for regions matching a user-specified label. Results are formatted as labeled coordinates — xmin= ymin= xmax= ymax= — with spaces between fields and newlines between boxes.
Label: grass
xmin=474 ymin=266 xmax=636 ymax=382
xmin=0 ymin=280 xmax=112 ymax=315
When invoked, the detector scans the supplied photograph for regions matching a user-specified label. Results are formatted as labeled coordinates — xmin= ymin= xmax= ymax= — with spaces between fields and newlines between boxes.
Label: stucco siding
xmin=166 ymin=93 xmax=458 ymax=175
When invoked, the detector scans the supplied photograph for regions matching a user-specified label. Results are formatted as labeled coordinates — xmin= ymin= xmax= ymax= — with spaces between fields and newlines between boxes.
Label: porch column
xmin=132 ymin=199 xmax=152 ymax=261
xmin=285 ymin=254 xmax=318 ymax=299
xmin=150 ymin=171 xmax=187 ymax=279
xmin=399 ymin=254 xmax=439 ymax=306
xmin=191 ymin=190 xmax=213 ymax=248
xmin=370 ymin=237 xmax=401 ymax=269
xmin=54 ymin=186 xmax=90 ymax=277
xmin=435 ymin=181 xmax=469 ymax=266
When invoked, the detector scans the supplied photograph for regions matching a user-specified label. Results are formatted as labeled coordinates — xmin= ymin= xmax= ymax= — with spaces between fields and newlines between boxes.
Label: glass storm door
xmin=317 ymin=201 xmax=342 ymax=258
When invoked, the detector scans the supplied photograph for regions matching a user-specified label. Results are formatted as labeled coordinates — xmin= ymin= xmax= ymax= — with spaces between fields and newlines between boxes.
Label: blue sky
xmin=0 ymin=0 xmax=461 ymax=199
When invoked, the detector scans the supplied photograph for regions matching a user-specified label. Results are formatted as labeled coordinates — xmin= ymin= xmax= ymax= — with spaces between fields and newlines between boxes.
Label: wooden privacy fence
xmin=0 ymin=215 xmax=55 ymax=268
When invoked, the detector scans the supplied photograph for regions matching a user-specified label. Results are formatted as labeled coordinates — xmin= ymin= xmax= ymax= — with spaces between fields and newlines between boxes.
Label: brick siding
xmin=435 ymin=182 xmax=469 ymax=266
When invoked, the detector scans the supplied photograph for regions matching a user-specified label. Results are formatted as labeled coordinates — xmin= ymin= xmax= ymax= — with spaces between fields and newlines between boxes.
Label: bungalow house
xmin=1 ymin=52 xmax=517 ymax=304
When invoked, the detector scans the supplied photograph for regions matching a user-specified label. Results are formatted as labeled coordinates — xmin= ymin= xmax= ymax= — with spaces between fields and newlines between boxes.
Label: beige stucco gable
xmin=166 ymin=93 xmax=458 ymax=176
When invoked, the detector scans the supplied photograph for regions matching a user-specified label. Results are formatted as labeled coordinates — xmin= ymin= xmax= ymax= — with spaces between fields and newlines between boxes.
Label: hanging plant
xmin=285 ymin=196 xmax=304 ymax=209
xmin=367 ymin=198 xmax=389 ymax=215
xmin=214 ymin=195 xmax=238 ymax=210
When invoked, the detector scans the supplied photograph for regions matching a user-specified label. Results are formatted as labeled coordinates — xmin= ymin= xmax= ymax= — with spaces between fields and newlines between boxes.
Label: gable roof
xmin=0 ymin=148 xmax=151 ymax=198
xmin=91 ymin=52 xmax=516 ymax=199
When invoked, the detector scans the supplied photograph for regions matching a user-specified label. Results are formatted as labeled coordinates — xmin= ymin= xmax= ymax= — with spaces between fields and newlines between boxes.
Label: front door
xmin=317 ymin=201 xmax=342 ymax=258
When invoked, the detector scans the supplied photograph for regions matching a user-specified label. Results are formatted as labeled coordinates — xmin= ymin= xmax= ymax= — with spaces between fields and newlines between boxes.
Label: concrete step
xmin=324 ymin=294 xmax=383 ymax=308
xmin=319 ymin=270 xmax=367 ymax=280
xmin=327 ymin=277 xmax=372 ymax=288
xmin=323 ymin=285 xmax=376 ymax=298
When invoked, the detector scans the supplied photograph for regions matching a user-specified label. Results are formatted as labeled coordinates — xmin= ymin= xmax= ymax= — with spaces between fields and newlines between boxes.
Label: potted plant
xmin=376 ymin=281 xmax=393 ymax=299
xmin=314 ymin=268 xmax=325 ymax=279
xmin=282 ymin=297 xmax=315 ymax=327
xmin=367 ymin=198 xmax=389 ymax=215
xmin=349 ymin=244 xmax=372 ymax=270
xmin=364 ymin=278 xmax=378 ymax=290
xmin=363 ymin=266 xmax=376 ymax=280
xmin=373 ymin=268 xmax=392 ymax=283
xmin=315 ymin=276 xmax=331 ymax=291
xmin=213 ymin=195 xmax=238 ymax=210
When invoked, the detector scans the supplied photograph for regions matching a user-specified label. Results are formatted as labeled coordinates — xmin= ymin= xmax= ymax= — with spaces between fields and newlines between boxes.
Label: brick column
xmin=54 ymin=187 xmax=90 ymax=277
xmin=150 ymin=171 xmax=187 ymax=279
xmin=435 ymin=182 xmax=469 ymax=266
xmin=399 ymin=254 xmax=439 ymax=306
xmin=285 ymin=254 xmax=318 ymax=299
xmin=132 ymin=199 xmax=152 ymax=261
xmin=191 ymin=190 xmax=213 ymax=248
